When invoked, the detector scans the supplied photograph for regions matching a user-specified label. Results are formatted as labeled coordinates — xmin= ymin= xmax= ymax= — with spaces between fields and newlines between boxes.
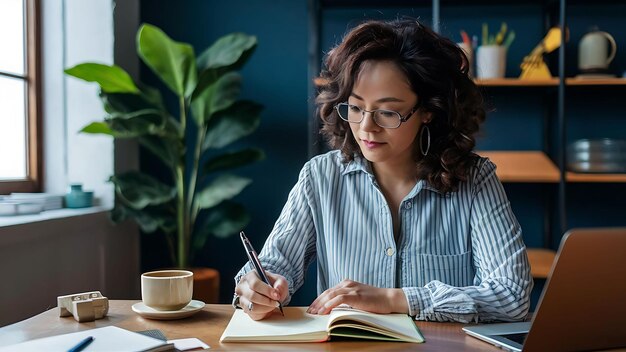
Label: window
xmin=0 ymin=0 xmax=41 ymax=194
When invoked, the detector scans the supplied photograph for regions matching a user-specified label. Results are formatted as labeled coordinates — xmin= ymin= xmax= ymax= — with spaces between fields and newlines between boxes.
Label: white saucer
xmin=132 ymin=300 xmax=205 ymax=320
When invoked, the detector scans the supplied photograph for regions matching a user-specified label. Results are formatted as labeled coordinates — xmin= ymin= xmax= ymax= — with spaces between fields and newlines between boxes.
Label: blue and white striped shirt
xmin=236 ymin=150 xmax=533 ymax=323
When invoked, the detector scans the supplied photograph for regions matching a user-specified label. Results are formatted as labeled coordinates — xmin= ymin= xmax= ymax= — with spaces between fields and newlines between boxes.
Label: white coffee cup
xmin=476 ymin=45 xmax=507 ymax=79
xmin=141 ymin=270 xmax=193 ymax=311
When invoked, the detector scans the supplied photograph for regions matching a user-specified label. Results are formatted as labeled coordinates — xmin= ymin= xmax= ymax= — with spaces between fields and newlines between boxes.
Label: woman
xmin=233 ymin=18 xmax=532 ymax=323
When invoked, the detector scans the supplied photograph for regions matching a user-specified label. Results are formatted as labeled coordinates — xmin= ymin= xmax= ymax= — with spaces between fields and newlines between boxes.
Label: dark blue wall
xmin=139 ymin=1 xmax=626 ymax=307
xmin=140 ymin=0 xmax=315 ymax=305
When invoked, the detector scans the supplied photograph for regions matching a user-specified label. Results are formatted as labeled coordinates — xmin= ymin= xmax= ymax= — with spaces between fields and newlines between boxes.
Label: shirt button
xmin=386 ymin=247 xmax=394 ymax=256
xmin=405 ymin=202 xmax=412 ymax=209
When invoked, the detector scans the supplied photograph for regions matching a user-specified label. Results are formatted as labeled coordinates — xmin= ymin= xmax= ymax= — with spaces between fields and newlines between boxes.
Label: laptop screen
xmin=499 ymin=332 xmax=527 ymax=345
xmin=465 ymin=228 xmax=626 ymax=352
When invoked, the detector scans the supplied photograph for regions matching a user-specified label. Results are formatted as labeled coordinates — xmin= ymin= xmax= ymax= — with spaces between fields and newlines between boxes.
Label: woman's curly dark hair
xmin=317 ymin=19 xmax=486 ymax=193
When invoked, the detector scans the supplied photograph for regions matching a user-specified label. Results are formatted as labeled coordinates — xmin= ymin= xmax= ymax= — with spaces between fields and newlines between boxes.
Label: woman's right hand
xmin=234 ymin=271 xmax=289 ymax=320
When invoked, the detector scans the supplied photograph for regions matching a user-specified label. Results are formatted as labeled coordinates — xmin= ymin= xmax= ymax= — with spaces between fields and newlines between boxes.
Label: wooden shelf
xmin=566 ymin=78 xmax=626 ymax=86
xmin=566 ymin=172 xmax=626 ymax=183
xmin=476 ymin=152 xmax=626 ymax=183
xmin=475 ymin=78 xmax=557 ymax=87
xmin=527 ymin=248 xmax=556 ymax=279
xmin=474 ymin=77 xmax=626 ymax=87
xmin=478 ymin=151 xmax=560 ymax=183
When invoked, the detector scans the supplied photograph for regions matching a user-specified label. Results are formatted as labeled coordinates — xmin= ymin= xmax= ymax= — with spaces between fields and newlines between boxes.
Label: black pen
xmin=67 ymin=336 xmax=94 ymax=352
xmin=240 ymin=231 xmax=284 ymax=316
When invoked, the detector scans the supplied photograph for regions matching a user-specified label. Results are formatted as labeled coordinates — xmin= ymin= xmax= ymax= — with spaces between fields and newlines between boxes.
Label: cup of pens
xmin=476 ymin=23 xmax=515 ymax=79
xmin=477 ymin=45 xmax=506 ymax=79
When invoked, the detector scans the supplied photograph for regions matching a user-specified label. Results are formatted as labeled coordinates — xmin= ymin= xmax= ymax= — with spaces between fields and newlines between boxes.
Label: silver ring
xmin=248 ymin=302 xmax=254 ymax=311
xmin=231 ymin=293 xmax=241 ymax=309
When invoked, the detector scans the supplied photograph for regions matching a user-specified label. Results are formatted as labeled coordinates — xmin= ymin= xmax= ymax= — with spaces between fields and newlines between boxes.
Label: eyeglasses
xmin=334 ymin=102 xmax=418 ymax=129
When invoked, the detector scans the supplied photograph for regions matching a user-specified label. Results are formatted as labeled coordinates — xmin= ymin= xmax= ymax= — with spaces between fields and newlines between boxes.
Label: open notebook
xmin=220 ymin=306 xmax=424 ymax=343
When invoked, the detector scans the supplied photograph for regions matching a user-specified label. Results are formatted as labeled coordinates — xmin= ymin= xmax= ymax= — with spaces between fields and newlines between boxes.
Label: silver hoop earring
xmin=420 ymin=124 xmax=431 ymax=156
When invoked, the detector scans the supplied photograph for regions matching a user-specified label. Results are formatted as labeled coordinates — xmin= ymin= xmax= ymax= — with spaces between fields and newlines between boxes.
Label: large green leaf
xmin=101 ymin=85 xmax=166 ymax=114
xmin=203 ymin=100 xmax=262 ymax=150
xmin=205 ymin=202 xmax=250 ymax=238
xmin=193 ymin=33 xmax=256 ymax=99
xmin=197 ymin=33 xmax=257 ymax=72
xmin=192 ymin=201 xmax=250 ymax=253
xmin=102 ymin=93 xmax=150 ymax=114
xmin=140 ymin=85 xmax=167 ymax=111
xmin=110 ymin=172 xmax=176 ymax=209
xmin=137 ymin=24 xmax=197 ymax=97
xmin=192 ymin=71 xmax=218 ymax=108
xmin=163 ymin=116 xmax=183 ymax=138
xmin=139 ymin=135 xmax=184 ymax=168
xmin=111 ymin=203 xmax=176 ymax=234
xmin=195 ymin=174 xmax=251 ymax=209
xmin=105 ymin=109 xmax=167 ymax=137
xmin=81 ymin=122 xmax=114 ymax=136
xmin=190 ymin=72 xmax=241 ymax=126
xmin=202 ymin=148 xmax=265 ymax=175
xmin=65 ymin=63 xmax=139 ymax=94
xmin=80 ymin=111 xmax=174 ymax=140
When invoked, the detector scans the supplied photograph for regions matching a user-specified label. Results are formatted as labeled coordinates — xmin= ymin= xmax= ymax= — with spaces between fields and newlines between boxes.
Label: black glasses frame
xmin=334 ymin=102 xmax=418 ymax=129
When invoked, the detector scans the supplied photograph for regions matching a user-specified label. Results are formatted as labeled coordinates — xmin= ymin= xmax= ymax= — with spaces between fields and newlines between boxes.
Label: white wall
xmin=43 ymin=0 xmax=116 ymax=206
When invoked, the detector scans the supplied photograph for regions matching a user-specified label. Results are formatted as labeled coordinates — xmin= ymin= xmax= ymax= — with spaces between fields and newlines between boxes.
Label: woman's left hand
xmin=306 ymin=279 xmax=408 ymax=315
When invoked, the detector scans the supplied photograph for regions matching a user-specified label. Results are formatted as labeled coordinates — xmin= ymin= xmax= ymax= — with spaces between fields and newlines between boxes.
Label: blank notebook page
xmin=221 ymin=307 xmax=329 ymax=341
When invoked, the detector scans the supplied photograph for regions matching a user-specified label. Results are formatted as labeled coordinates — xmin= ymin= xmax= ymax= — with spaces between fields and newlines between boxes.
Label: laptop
xmin=463 ymin=228 xmax=626 ymax=352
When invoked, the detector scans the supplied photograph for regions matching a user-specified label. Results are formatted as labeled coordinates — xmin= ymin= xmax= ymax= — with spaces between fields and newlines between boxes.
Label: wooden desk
xmin=0 ymin=300 xmax=498 ymax=351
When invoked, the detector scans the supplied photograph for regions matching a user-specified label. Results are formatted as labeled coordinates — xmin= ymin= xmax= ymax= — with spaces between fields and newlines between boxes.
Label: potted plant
xmin=65 ymin=24 xmax=264 ymax=303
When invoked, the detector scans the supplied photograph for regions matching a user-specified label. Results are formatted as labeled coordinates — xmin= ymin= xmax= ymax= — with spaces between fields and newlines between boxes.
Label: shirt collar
xmin=421 ymin=180 xmax=447 ymax=195
xmin=408 ymin=179 xmax=449 ymax=198
xmin=340 ymin=154 xmax=447 ymax=196
xmin=341 ymin=155 xmax=373 ymax=176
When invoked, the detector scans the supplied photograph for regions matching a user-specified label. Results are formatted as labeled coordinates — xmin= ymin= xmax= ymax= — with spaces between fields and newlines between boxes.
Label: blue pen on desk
xmin=240 ymin=231 xmax=285 ymax=316
xmin=67 ymin=336 xmax=94 ymax=352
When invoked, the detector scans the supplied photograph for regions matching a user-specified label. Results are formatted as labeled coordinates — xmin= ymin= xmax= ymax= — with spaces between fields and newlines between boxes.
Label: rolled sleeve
xmin=402 ymin=286 xmax=433 ymax=318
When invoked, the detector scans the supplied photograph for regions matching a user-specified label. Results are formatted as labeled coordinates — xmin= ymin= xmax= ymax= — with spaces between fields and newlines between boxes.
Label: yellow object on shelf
xmin=520 ymin=27 xmax=563 ymax=80
xmin=520 ymin=61 xmax=553 ymax=79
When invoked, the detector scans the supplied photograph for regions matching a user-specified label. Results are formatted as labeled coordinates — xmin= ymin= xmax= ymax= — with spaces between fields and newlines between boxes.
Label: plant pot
xmin=189 ymin=267 xmax=220 ymax=304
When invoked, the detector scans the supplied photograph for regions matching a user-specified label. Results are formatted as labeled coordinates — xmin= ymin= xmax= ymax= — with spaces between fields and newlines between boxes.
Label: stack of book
xmin=8 ymin=193 xmax=64 ymax=211
xmin=0 ymin=193 xmax=64 ymax=216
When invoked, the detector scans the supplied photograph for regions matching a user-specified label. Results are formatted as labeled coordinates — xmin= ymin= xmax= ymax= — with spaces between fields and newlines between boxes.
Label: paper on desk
xmin=168 ymin=338 xmax=210 ymax=350
xmin=0 ymin=326 xmax=169 ymax=351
